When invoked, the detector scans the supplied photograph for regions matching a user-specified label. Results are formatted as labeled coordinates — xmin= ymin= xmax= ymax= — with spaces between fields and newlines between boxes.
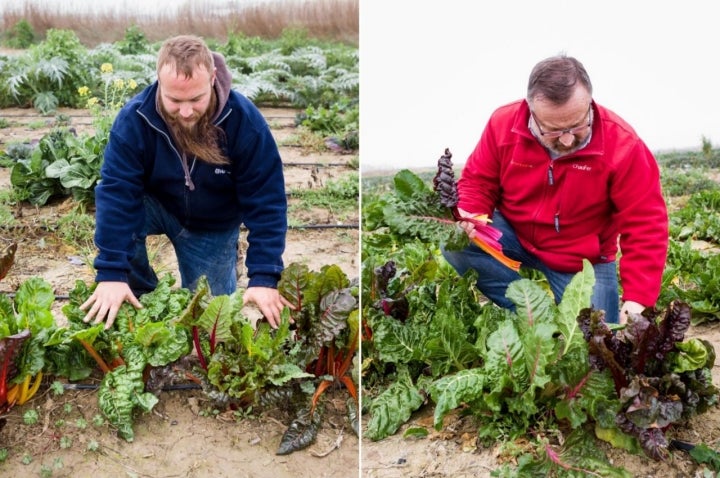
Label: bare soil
xmin=0 ymin=107 xmax=360 ymax=477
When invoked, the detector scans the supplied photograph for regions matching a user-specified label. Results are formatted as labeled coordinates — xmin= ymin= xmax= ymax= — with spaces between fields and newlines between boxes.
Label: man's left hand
xmin=619 ymin=300 xmax=645 ymax=325
xmin=243 ymin=286 xmax=295 ymax=329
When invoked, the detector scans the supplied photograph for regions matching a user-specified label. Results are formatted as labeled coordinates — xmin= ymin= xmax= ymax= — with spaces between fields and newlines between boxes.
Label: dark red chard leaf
xmin=0 ymin=243 xmax=17 ymax=282
xmin=276 ymin=406 xmax=323 ymax=455
xmin=0 ymin=329 xmax=31 ymax=412
xmin=430 ymin=149 xmax=521 ymax=271
xmin=580 ymin=300 xmax=718 ymax=461
xmin=656 ymin=300 xmax=692 ymax=358
xmin=374 ymin=261 xmax=397 ymax=298
xmin=616 ymin=413 xmax=670 ymax=461
xmin=433 ymin=148 xmax=459 ymax=212
xmin=372 ymin=261 xmax=410 ymax=321
xmin=577 ymin=308 xmax=630 ymax=392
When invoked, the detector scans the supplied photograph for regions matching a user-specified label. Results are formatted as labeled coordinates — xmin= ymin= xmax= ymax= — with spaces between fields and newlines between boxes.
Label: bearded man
xmin=82 ymin=35 xmax=290 ymax=329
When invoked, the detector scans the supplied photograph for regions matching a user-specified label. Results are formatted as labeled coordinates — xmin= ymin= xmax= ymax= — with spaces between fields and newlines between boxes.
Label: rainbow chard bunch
xmin=432 ymin=149 xmax=520 ymax=271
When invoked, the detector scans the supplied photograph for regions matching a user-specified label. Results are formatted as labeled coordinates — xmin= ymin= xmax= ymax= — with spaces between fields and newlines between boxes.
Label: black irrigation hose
xmin=287 ymin=223 xmax=358 ymax=230
xmin=283 ymin=162 xmax=354 ymax=167
xmin=669 ymin=439 xmax=697 ymax=452
xmin=63 ymin=383 xmax=202 ymax=391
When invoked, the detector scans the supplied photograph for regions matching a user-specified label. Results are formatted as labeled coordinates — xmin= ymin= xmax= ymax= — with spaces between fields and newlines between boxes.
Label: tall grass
xmin=0 ymin=0 xmax=358 ymax=46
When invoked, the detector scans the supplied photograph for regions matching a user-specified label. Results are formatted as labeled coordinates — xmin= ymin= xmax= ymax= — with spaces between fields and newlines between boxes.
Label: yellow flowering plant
xmin=78 ymin=63 xmax=138 ymax=139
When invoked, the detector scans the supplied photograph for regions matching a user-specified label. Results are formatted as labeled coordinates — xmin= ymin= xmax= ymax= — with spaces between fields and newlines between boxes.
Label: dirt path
xmin=0 ymin=107 xmax=360 ymax=477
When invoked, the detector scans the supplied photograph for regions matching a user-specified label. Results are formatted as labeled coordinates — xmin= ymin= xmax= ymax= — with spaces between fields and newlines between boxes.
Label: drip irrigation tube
xmin=63 ymin=383 xmax=202 ymax=391
xmin=287 ymin=223 xmax=358 ymax=230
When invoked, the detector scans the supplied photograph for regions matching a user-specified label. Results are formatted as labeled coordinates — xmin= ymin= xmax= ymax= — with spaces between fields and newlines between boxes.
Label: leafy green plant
xmin=23 ymin=409 xmax=39 ymax=425
xmin=177 ymin=276 xmax=310 ymax=409
xmin=10 ymin=129 xmax=71 ymax=204
xmin=297 ymin=99 xmax=358 ymax=152
xmin=116 ymin=25 xmax=150 ymax=55
xmin=1 ymin=262 xmax=56 ymax=412
xmin=288 ymin=172 xmax=358 ymax=218
xmin=1 ymin=29 xmax=92 ymax=112
xmin=689 ymin=443 xmax=720 ymax=471
xmin=51 ymin=274 xmax=193 ymax=441
xmin=3 ymin=19 xmax=36 ymax=49
xmin=274 ymin=263 xmax=359 ymax=454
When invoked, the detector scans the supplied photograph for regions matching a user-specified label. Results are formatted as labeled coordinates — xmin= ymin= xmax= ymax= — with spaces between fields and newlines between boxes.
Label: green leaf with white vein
xmin=429 ymin=368 xmax=485 ymax=429
xmin=365 ymin=367 xmax=424 ymax=440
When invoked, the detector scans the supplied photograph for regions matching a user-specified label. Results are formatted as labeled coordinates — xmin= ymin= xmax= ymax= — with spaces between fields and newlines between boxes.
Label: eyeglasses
xmin=531 ymin=105 xmax=593 ymax=139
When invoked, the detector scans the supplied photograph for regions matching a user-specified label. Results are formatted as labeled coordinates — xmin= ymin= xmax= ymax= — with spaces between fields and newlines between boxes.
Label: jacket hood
xmin=211 ymin=52 xmax=232 ymax=122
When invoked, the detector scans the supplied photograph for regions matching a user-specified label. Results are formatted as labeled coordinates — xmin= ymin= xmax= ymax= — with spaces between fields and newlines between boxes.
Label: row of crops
xmin=0 ymin=26 xmax=358 ymax=207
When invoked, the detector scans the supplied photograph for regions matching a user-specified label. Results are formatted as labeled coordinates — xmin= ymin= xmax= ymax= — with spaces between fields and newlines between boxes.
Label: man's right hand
xmin=456 ymin=207 xmax=489 ymax=237
xmin=80 ymin=281 xmax=143 ymax=330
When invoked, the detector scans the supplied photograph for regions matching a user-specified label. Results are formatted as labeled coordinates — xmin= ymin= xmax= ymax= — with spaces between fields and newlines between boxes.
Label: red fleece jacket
xmin=458 ymin=99 xmax=668 ymax=306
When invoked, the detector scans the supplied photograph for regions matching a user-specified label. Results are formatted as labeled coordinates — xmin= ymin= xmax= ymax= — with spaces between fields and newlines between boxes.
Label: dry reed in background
xmin=0 ymin=0 xmax=358 ymax=46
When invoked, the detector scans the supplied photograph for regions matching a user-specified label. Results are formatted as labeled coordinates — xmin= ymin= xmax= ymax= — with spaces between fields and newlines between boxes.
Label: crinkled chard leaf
xmin=276 ymin=406 xmax=324 ymax=455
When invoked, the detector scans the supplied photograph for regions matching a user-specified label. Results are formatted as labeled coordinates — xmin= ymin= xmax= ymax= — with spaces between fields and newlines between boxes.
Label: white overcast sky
xmin=359 ymin=1 xmax=720 ymax=171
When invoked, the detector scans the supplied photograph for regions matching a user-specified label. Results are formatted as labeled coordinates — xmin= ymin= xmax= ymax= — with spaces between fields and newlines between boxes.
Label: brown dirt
xmin=0 ymin=107 xmax=359 ymax=477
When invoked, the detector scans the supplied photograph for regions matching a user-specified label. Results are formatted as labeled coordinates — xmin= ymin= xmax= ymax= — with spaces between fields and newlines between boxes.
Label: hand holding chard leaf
xmin=432 ymin=149 xmax=520 ymax=271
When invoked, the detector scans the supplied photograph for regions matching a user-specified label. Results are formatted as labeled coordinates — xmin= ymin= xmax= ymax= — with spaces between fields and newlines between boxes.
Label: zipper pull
xmin=554 ymin=214 xmax=560 ymax=233
xmin=547 ymin=165 xmax=554 ymax=185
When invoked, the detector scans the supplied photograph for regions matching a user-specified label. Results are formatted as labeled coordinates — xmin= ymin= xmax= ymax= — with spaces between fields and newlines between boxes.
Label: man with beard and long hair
xmin=81 ymin=35 xmax=291 ymax=329
xmin=442 ymin=54 xmax=668 ymax=324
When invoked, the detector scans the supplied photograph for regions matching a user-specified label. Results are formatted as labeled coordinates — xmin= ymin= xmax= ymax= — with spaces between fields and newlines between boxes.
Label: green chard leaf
xmin=429 ymin=368 xmax=485 ymax=429
xmin=365 ymin=367 xmax=425 ymax=441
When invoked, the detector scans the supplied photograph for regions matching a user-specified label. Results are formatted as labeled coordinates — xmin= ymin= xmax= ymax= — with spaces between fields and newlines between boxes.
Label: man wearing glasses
xmin=443 ymin=54 xmax=668 ymax=324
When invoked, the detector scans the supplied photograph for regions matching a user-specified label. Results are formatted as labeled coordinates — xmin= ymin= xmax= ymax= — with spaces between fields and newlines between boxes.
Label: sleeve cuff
xmin=248 ymin=273 xmax=279 ymax=289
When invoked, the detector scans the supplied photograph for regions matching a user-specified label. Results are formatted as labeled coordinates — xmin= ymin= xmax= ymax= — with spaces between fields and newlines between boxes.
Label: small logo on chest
xmin=572 ymin=164 xmax=592 ymax=172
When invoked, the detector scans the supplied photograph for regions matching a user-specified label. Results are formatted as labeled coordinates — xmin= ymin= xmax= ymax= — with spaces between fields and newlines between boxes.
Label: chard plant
xmin=176 ymin=276 xmax=311 ymax=411
xmin=0 ymin=245 xmax=55 ymax=413
xmin=50 ymin=274 xmax=193 ymax=441
xmin=275 ymin=263 xmax=359 ymax=454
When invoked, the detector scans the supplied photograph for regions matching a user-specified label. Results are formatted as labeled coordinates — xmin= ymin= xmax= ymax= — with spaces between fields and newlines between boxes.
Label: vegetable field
xmin=0 ymin=26 xmax=359 ymax=477
xmin=360 ymin=148 xmax=720 ymax=477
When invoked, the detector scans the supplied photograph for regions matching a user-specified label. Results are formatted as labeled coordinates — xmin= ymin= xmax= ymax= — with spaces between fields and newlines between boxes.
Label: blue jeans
xmin=442 ymin=212 xmax=619 ymax=323
xmin=128 ymin=196 xmax=239 ymax=297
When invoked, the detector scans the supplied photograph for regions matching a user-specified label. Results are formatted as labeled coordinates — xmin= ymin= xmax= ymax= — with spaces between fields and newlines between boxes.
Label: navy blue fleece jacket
xmin=93 ymin=53 xmax=287 ymax=289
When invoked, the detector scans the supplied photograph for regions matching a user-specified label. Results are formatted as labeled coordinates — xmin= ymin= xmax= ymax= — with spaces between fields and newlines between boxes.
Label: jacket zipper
xmin=548 ymin=162 xmax=560 ymax=233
